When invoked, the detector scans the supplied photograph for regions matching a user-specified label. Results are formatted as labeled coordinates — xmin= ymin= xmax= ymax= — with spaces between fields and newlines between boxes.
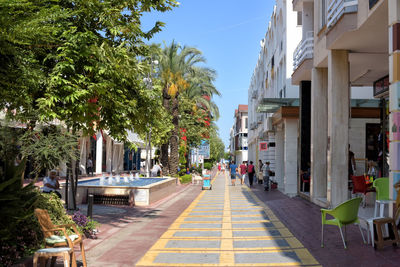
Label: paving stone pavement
xmin=136 ymin=172 xmax=319 ymax=266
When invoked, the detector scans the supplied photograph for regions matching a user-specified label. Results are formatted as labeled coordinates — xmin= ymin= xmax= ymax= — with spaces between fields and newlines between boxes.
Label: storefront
xmin=373 ymin=75 xmax=390 ymax=178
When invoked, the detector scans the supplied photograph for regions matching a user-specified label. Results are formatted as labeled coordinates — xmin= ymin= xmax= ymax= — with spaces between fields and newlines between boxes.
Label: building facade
xmin=230 ymin=105 xmax=248 ymax=164
xmin=291 ymin=0 xmax=399 ymax=211
xmin=248 ymin=0 xmax=384 ymax=203
xmin=248 ymin=0 xmax=302 ymax=196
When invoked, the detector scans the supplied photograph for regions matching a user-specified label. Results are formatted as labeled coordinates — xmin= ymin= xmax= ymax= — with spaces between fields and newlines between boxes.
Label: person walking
xmin=247 ymin=161 xmax=255 ymax=187
xmin=229 ymin=161 xmax=238 ymax=186
xmin=258 ymin=159 xmax=264 ymax=184
xmin=239 ymin=161 xmax=247 ymax=185
xmin=262 ymin=161 xmax=271 ymax=191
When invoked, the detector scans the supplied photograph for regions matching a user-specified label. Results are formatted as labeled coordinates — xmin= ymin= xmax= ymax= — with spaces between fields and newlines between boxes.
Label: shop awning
xmin=256 ymin=98 xmax=299 ymax=113
xmin=126 ymin=130 xmax=145 ymax=146
xmin=256 ymin=98 xmax=380 ymax=113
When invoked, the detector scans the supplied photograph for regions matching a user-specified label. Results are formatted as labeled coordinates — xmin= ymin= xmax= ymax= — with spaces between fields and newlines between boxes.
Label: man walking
xmin=262 ymin=161 xmax=271 ymax=191
xmin=229 ymin=161 xmax=238 ymax=186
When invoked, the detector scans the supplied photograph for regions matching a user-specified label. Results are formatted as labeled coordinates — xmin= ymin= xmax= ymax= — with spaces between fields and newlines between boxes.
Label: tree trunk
xmin=160 ymin=86 xmax=171 ymax=174
xmin=169 ymin=94 xmax=179 ymax=177
xmin=160 ymin=143 xmax=169 ymax=175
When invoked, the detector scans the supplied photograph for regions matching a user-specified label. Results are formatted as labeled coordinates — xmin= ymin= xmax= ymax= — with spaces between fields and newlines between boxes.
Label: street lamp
xmin=143 ymin=59 xmax=158 ymax=177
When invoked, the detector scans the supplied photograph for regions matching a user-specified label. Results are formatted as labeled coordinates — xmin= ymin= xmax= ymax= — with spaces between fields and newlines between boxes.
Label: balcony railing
xmin=327 ymin=0 xmax=358 ymax=29
xmin=251 ymin=89 xmax=257 ymax=99
xmin=293 ymin=31 xmax=314 ymax=71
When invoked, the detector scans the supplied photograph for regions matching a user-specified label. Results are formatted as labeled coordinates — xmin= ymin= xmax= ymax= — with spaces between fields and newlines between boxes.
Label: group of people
xmin=227 ymin=160 xmax=272 ymax=191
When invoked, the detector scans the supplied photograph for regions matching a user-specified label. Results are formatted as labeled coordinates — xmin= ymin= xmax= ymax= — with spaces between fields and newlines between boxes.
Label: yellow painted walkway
xmin=137 ymin=172 xmax=320 ymax=266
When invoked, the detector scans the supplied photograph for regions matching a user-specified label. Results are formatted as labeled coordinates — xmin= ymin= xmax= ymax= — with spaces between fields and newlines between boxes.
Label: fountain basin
xmin=60 ymin=177 xmax=176 ymax=206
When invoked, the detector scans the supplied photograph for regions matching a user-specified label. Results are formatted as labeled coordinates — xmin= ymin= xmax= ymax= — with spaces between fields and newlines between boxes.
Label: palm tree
xmin=157 ymin=41 xmax=217 ymax=176
xmin=184 ymin=67 xmax=220 ymax=120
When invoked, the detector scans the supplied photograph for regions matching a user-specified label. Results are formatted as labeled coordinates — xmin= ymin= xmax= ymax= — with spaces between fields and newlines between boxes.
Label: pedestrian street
xmin=136 ymin=171 xmax=320 ymax=266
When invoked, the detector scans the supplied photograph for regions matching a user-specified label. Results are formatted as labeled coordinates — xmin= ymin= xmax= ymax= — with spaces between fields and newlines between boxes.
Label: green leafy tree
xmin=0 ymin=0 xmax=178 ymax=140
xmin=209 ymin=126 xmax=225 ymax=164
xmin=0 ymin=0 xmax=177 ymax=209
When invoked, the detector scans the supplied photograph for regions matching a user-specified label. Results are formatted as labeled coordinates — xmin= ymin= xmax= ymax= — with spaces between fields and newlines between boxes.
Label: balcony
xmin=327 ymin=0 xmax=358 ymax=29
xmin=293 ymin=31 xmax=314 ymax=71
xmin=251 ymin=89 xmax=257 ymax=99
xmin=249 ymin=122 xmax=256 ymax=130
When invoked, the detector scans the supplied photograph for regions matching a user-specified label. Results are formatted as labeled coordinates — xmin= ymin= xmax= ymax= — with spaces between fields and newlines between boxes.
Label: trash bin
xmin=202 ymin=174 xmax=212 ymax=190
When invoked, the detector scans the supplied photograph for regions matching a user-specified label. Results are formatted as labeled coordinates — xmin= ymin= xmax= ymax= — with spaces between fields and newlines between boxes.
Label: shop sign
xmin=393 ymin=112 xmax=400 ymax=141
xmin=198 ymin=140 xmax=210 ymax=159
xmin=391 ymin=143 xmax=400 ymax=171
xmin=259 ymin=142 xmax=268 ymax=151
xmin=390 ymin=82 xmax=400 ymax=111
xmin=373 ymin=75 xmax=389 ymax=97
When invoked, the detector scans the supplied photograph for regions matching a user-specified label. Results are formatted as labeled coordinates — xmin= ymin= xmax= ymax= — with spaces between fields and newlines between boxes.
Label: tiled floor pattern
xmin=136 ymin=172 xmax=320 ymax=266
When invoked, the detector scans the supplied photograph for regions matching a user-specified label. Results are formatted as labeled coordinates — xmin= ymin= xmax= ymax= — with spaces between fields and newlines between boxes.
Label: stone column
xmin=106 ymin=136 xmax=112 ymax=173
xmin=388 ymin=1 xmax=400 ymax=217
xmin=311 ymin=68 xmax=328 ymax=204
xmin=275 ymin=129 xmax=284 ymax=190
xmin=327 ymin=50 xmax=350 ymax=208
xmin=95 ymin=132 xmax=103 ymax=174
xmin=284 ymin=119 xmax=298 ymax=196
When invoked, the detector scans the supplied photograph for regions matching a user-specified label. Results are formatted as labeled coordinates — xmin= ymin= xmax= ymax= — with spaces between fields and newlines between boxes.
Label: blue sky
xmin=141 ymin=1 xmax=274 ymax=149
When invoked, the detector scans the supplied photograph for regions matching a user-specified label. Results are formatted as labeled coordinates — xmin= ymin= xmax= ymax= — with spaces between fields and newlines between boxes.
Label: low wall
xmin=59 ymin=177 xmax=176 ymax=206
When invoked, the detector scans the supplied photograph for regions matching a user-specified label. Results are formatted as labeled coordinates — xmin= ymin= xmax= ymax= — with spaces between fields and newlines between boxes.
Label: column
xmin=106 ymin=136 xmax=112 ymax=173
xmin=311 ymin=68 xmax=328 ymax=203
xmin=275 ymin=130 xmax=284 ymax=190
xmin=284 ymin=119 xmax=298 ymax=196
xmin=95 ymin=132 xmax=103 ymax=174
xmin=327 ymin=50 xmax=350 ymax=207
xmin=388 ymin=1 xmax=400 ymax=217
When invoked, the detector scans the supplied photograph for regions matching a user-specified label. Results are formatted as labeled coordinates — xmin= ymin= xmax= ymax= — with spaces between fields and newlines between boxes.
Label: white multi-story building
xmin=290 ymin=0 xmax=397 ymax=210
xmin=248 ymin=0 xmax=302 ymax=195
xmin=230 ymin=105 xmax=248 ymax=164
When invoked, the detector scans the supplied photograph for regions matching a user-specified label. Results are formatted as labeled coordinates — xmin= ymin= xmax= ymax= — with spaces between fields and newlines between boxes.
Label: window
xmin=245 ymin=118 xmax=248 ymax=129
xmin=271 ymin=56 xmax=275 ymax=68
xmin=320 ymin=0 xmax=327 ymax=30
xmin=297 ymin=11 xmax=303 ymax=26
xmin=369 ymin=0 xmax=379 ymax=9
xmin=268 ymin=142 xmax=276 ymax=148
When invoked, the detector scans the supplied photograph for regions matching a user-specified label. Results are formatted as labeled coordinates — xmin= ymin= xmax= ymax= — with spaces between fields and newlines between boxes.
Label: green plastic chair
xmin=373 ymin=177 xmax=392 ymax=217
xmin=321 ymin=197 xmax=366 ymax=249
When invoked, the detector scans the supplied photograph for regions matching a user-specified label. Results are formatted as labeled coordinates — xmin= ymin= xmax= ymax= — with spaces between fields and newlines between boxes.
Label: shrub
xmin=179 ymin=174 xmax=192 ymax=184
xmin=178 ymin=168 xmax=187 ymax=176
xmin=204 ymin=162 xmax=212 ymax=170
xmin=72 ymin=211 xmax=100 ymax=239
